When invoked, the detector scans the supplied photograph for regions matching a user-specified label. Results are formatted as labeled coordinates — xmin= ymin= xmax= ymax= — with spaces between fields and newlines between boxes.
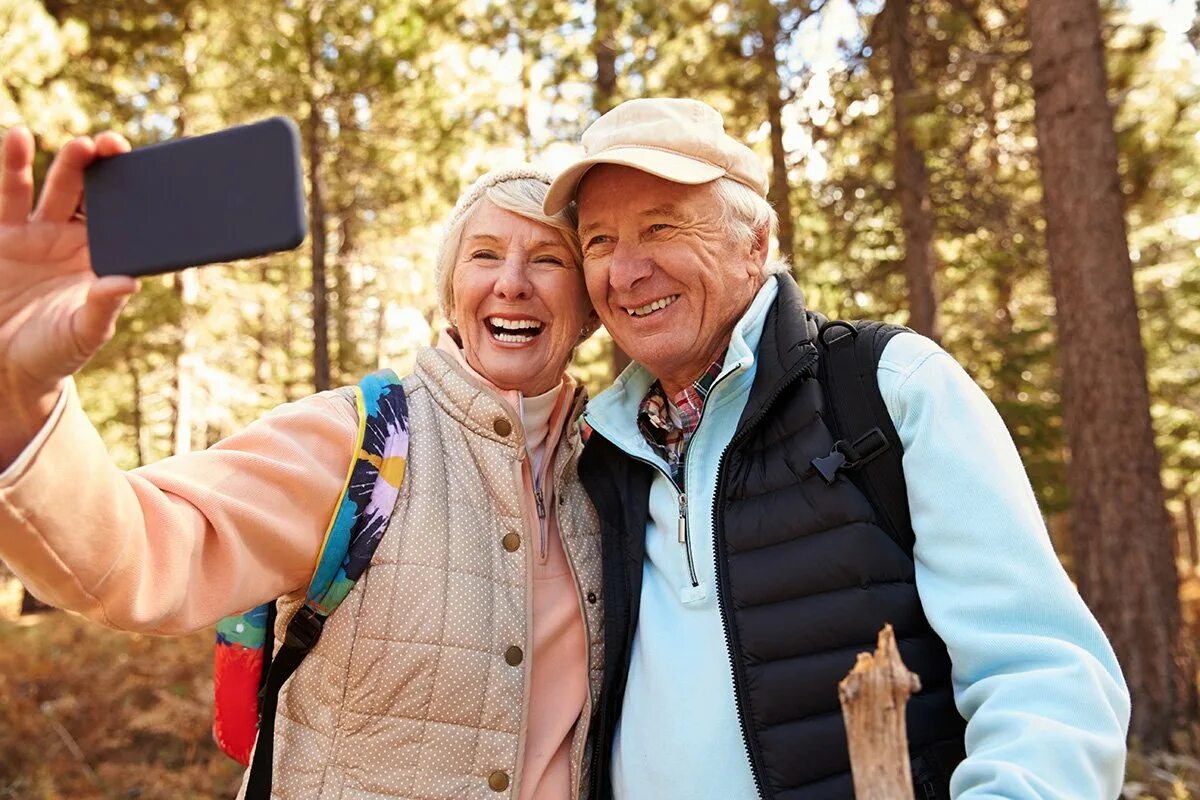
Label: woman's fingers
xmin=94 ymin=131 xmax=132 ymax=158
xmin=72 ymin=276 xmax=139 ymax=356
xmin=0 ymin=127 xmax=36 ymax=225
xmin=33 ymin=136 xmax=96 ymax=223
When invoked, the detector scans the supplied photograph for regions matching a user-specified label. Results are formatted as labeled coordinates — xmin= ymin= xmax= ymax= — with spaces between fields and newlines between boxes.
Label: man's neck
xmin=659 ymin=345 xmax=729 ymax=398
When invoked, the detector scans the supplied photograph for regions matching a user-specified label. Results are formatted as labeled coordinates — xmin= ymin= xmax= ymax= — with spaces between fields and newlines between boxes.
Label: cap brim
xmin=543 ymin=147 xmax=727 ymax=214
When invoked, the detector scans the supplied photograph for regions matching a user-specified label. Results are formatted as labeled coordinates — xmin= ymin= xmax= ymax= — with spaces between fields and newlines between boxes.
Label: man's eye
xmin=648 ymin=223 xmax=673 ymax=234
xmin=586 ymin=235 xmax=612 ymax=249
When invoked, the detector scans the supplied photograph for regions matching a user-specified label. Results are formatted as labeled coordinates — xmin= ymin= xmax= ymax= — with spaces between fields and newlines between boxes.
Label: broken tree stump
xmin=838 ymin=624 xmax=921 ymax=800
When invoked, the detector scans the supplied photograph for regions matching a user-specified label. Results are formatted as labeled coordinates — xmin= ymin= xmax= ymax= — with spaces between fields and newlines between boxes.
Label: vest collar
xmin=732 ymin=273 xmax=820 ymax=433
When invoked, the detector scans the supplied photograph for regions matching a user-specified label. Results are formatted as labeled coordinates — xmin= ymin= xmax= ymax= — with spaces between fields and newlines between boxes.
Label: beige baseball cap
xmin=543 ymin=97 xmax=769 ymax=214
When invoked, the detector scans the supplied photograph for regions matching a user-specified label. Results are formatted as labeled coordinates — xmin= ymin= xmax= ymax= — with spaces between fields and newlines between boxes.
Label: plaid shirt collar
xmin=637 ymin=354 xmax=726 ymax=486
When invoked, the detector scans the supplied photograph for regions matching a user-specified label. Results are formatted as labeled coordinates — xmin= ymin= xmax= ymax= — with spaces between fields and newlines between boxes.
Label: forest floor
xmin=0 ymin=604 xmax=1197 ymax=799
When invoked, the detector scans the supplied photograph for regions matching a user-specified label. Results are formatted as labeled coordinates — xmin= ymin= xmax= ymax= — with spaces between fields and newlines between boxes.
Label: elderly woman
xmin=0 ymin=127 xmax=602 ymax=800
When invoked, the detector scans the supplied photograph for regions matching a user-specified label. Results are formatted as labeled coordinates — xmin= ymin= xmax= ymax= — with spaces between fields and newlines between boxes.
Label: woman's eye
xmin=470 ymin=250 xmax=499 ymax=260
xmin=648 ymin=223 xmax=673 ymax=234
xmin=534 ymin=256 xmax=565 ymax=267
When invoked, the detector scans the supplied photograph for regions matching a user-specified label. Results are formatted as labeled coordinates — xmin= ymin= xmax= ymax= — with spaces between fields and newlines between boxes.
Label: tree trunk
xmin=838 ymin=624 xmax=918 ymax=800
xmin=593 ymin=0 xmax=618 ymax=115
xmin=593 ymin=0 xmax=628 ymax=379
xmin=334 ymin=213 xmax=356 ymax=382
xmin=1184 ymin=495 xmax=1198 ymax=573
xmin=172 ymin=269 xmax=199 ymax=456
xmin=306 ymin=6 xmax=330 ymax=393
xmin=1028 ymin=0 xmax=1198 ymax=748
xmin=128 ymin=356 xmax=146 ymax=468
xmin=760 ymin=9 xmax=794 ymax=265
xmin=887 ymin=0 xmax=939 ymax=341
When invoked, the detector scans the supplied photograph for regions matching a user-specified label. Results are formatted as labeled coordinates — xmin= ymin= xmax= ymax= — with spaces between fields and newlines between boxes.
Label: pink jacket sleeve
xmin=0 ymin=380 xmax=358 ymax=634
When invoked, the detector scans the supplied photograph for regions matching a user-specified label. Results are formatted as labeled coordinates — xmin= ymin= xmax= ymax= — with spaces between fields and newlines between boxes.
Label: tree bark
xmin=128 ymin=356 xmax=146 ymax=468
xmin=1183 ymin=495 xmax=1198 ymax=573
xmin=593 ymin=0 xmax=618 ymax=115
xmin=593 ymin=0 xmax=628 ymax=379
xmin=334 ymin=213 xmax=356 ymax=382
xmin=306 ymin=4 xmax=330 ymax=393
xmin=1028 ymin=0 xmax=1198 ymax=748
xmin=760 ymin=9 xmax=794 ymax=266
xmin=838 ymin=624 xmax=918 ymax=800
xmin=887 ymin=0 xmax=939 ymax=341
xmin=171 ymin=269 xmax=200 ymax=456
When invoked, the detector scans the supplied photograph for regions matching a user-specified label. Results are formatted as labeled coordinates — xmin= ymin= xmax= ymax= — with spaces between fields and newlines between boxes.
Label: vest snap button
xmin=493 ymin=417 xmax=512 ymax=437
xmin=502 ymin=532 xmax=520 ymax=552
xmin=504 ymin=645 xmax=523 ymax=666
xmin=488 ymin=770 xmax=510 ymax=791
xmin=586 ymin=592 xmax=597 ymax=604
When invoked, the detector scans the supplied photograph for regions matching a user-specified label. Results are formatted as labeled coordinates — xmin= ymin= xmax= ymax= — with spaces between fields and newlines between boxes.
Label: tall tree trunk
xmin=1028 ymin=0 xmax=1197 ymax=748
xmin=760 ymin=9 xmax=794 ymax=265
xmin=594 ymin=0 xmax=628 ymax=379
xmin=128 ymin=356 xmax=146 ymax=468
xmin=887 ymin=0 xmax=940 ymax=341
xmin=593 ymin=0 xmax=618 ymax=115
xmin=172 ymin=269 xmax=199 ymax=455
xmin=306 ymin=3 xmax=331 ymax=393
xmin=1184 ymin=495 xmax=1199 ymax=573
xmin=334 ymin=213 xmax=357 ymax=381
xmin=171 ymin=16 xmax=200 ymax=456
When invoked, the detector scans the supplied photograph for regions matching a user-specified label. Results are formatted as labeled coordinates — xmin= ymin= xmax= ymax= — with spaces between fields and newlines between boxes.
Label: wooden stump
xmin=838 ymin=624 xmax=921 ymax=800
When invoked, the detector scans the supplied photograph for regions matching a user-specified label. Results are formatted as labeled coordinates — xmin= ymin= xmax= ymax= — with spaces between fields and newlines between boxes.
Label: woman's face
xmin=452 ymin=200 xmax=595 ymax=395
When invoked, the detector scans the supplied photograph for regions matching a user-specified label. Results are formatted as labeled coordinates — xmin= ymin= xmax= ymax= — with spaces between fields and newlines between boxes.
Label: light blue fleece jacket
xmin=583 ymin=276 xmax=1130 ymax=800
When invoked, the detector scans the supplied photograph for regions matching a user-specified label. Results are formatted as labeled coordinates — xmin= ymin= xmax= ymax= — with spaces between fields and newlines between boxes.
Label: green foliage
xmin=2 ymin=0 xmax=1195 ymax=540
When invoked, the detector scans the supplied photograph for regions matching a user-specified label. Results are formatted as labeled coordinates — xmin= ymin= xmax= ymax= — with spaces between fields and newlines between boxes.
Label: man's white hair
xmin=712 ymin=177 xmax=790 ymax=276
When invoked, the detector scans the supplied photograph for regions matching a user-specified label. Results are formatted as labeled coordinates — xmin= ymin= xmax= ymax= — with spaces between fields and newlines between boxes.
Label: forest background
xmin=0 ymin=0 xmax=1198 ymax=796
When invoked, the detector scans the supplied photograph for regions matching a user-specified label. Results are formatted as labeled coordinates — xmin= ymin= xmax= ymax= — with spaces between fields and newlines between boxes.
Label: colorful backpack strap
xmin=212 ymin=370 xmax=409 ymax=781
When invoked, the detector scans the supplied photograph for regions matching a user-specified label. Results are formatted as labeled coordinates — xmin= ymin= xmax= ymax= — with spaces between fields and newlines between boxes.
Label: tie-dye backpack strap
xmin=211 ymin=370 xmax=409 ymax=775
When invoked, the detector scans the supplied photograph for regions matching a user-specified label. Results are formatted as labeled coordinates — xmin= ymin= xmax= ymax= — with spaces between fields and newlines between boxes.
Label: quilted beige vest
xmin=238 ymin=348 xmax=604 ymax=799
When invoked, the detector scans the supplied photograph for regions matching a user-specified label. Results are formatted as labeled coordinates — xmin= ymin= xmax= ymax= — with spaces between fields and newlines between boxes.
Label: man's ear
xmin=748 ymin=222 xmax=770 ymax=273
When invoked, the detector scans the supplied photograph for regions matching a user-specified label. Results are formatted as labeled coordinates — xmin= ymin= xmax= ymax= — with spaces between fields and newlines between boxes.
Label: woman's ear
xmin=579 ymin=310 xmax=602 ymax=342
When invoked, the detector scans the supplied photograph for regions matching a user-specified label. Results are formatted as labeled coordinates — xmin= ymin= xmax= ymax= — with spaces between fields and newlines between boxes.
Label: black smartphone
xmin=84 ymin=117 xmax=307 ymax=277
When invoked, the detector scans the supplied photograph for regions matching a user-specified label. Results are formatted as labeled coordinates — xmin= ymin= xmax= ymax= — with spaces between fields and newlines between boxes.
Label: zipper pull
xmin=677 ymin=493 xmax=688 ymax=543
xmin=535 ymin=487 xmax=546 ymax=520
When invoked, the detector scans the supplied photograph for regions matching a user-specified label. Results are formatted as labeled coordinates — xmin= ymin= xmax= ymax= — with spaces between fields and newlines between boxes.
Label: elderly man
xmin=544 ymin=98 xmax=1130 ymax=799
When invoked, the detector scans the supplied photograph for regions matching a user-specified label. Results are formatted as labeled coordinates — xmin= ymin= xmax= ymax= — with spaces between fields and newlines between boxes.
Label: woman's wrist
xmin=0 ymin=381 xmax=65 ymax=470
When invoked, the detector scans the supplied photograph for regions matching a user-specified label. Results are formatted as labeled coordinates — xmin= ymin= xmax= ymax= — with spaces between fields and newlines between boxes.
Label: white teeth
xmin=494 ymin=332 xmax=536 ymax=343
xmin=627 ymin=295 xmax=679 ymax=318
xmin=487 ymin=316 xmax=543 ymax=331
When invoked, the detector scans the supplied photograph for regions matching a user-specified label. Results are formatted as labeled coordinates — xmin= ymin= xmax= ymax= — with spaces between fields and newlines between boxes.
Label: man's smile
xmin=623 ymin=294 xmax=680 ymax=318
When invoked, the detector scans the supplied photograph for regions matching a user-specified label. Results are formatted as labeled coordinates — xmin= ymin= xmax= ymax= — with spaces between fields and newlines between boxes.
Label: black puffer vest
xmin=579 ymin=276 xmax=966 ymax=799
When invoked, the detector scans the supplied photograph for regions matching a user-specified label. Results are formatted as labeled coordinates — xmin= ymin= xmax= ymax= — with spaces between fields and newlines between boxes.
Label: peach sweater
xmin=0 ymin=340 xmax=589 ymax=800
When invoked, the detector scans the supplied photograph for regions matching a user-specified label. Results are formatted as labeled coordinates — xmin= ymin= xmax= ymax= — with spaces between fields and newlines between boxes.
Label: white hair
xmin=711 ymin=177 xmax=790 ymax=276
xmin=435 ymin=168 xmax=582 ymax=320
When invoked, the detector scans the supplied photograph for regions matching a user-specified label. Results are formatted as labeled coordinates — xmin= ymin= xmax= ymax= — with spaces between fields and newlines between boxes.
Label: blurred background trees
xmin=1 ymin=0 xmax=1198 ymax=793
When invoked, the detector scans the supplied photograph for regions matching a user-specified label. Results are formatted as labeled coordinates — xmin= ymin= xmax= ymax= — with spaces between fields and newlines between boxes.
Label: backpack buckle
xmin=812 ymin=428 xmax=890 ymax=485
xmin=283 ymin=605 xmax=325 ymax=652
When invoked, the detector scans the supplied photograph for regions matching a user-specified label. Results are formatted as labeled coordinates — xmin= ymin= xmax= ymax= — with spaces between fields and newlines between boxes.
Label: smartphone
xmin=84 ymin=117 xmax=308 ymax=277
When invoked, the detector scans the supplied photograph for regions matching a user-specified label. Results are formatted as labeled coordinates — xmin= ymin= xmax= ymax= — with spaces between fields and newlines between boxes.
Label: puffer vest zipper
xmin=581 ymin=275 xmax=965 ymax=799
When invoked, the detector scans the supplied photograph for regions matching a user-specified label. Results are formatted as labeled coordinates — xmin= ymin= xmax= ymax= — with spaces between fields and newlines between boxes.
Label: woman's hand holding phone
xmin=0 ymin=126 xmax=138 ymax=468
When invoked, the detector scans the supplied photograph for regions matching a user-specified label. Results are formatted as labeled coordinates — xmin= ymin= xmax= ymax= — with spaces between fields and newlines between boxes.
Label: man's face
xmin=576 ymin=165 xmax=767 ymax=394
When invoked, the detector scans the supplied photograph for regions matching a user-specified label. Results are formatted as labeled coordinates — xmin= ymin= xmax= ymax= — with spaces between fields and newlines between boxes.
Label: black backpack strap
xmin=244 ymin=605 xmax=326 ymax=798
xmin=815 ymin=318 xmax=916 ymax=558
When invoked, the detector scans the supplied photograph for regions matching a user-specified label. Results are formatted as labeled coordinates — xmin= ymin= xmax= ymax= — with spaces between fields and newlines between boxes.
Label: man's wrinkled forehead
xmin=576 ymin=164 xmax=708 ymax=222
